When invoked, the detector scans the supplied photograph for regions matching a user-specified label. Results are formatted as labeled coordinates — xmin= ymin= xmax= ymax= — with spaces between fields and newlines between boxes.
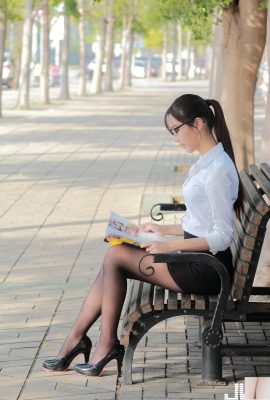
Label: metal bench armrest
xmin=153 ymin=252 xmax=231 ymax=331
xmin=150 ymin=202 xmax=186 ymax=221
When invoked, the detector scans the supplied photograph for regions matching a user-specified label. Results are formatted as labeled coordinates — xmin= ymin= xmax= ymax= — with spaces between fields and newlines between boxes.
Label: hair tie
xmin=205 ymin=99 xmax=215 ymax=120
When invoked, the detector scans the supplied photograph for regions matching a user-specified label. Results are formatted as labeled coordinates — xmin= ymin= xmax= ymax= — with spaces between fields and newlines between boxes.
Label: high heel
xmin=74 ymin=341 xmax=125 ymax=377
xmin=43 ymin=335 xmax=92 ymax=372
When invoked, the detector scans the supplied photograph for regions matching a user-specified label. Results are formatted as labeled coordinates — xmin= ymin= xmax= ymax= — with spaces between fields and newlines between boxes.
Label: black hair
xmin=164 ymin=94 xmax=244 ymax=219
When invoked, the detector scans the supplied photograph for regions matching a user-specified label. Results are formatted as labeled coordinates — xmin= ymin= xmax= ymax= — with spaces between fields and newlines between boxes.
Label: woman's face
xmin=166 ymin=113 xmax=201 ymax=153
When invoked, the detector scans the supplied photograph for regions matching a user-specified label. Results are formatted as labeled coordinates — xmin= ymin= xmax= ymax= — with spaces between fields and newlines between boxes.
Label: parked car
xmin=131 ymin=60 xmax=146 ymax=79
xmin=2 ymin=59 xmax=14 ymax=89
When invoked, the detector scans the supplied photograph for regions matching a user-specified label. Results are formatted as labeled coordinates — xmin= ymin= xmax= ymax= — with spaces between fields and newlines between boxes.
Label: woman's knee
xmin=103 ymin=244 xmax=129 ymax=269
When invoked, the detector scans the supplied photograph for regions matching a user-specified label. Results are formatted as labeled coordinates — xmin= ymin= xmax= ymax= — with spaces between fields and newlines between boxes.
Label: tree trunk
xmin=209 ymin=19 xmax=223 ymax=100
xmin=40 ymin=0 xmax=49 ymax=104
xmin=104 ymin=0 xmax=114 ymax=92
xmin=59 ymin=12 xmax=70 ymax=100
xmin=260 ymin=0 xmax=270 ymax=164
xmin=177 ymin=19 xmax=182 ymax=80
xmin=161 ymin=24 xmax=168 ymax=80
xmin=17 ymin=0 xmax=34 ymax=110
xmin=185 ymin=30 xmax=191 ymax=79
xmin=0 ymin=0 xmax=7 ymax=117
xmin=221 ymin=0 xmax=267 ymax=170
xmin=171 ymin=23 xmax=177 ymax=82
xmin=78 ymin=0 xmax=87 ymax=96
xmin=119 ymin=15 xmax=128 ymax=89
xmin=92 ymin=16 xmax=107 ymax=94
xmin=124 ymin=28 xmax=134 ymax=87
xmin=146 ymin=49 xmax=152 ymax=79
xmin=12 ymin=22 xmax=23 ymax=89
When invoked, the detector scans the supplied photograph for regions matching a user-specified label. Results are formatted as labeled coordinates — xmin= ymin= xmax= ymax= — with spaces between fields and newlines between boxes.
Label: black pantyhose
xmin=57 ymin=244 xmax=181 ymax=363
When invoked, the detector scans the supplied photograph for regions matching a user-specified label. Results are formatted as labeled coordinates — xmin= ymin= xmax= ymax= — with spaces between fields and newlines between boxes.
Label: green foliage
xmin=51 ymin=0 xmax=79 ymax=18
xmin=6 ymin=0 xmax=24 ymax=20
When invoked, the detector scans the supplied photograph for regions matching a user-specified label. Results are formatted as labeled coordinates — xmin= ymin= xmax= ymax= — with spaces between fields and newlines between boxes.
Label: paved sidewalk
xmin=0 ymin=79 xmax=269 ymax=400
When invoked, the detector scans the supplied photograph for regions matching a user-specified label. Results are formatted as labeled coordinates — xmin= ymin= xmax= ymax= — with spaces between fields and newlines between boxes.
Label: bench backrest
xmin=230 ymin=163 xmax=270 ymax=309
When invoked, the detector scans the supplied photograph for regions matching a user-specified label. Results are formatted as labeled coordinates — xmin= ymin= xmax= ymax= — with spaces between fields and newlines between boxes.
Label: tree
xmin=221 ymin=0 xmax=267 ymax=169
xmin=40 ymin=0 xmax=50 ymax=104
xmin=104 ymin=0 xmax=114 ymax=91
xmin=0 ymin=0 xmax=7 ymax=117
xmin=260 ymin=1 xmax=270 ymax=164
xmin=92 ymin=12 xmax=107 ymax=94
xmin=16 ymin=0 xmax=34 ymax=110
xmin=78 ymin=0 xmax=87 ymax=96
xmin=59 ymin=2 xmax=70 ymax=99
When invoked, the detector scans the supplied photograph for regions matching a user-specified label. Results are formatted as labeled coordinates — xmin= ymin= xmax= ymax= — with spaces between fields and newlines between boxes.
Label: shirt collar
xmin=188 ymin=143 xmax=224 ymax=177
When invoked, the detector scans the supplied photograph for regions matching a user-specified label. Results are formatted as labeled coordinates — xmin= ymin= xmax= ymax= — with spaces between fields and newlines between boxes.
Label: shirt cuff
xmin=204 ymin=232 xmax=232 ymax=255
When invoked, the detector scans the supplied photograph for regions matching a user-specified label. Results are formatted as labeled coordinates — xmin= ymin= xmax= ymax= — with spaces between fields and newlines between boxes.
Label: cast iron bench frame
xmin=120 ymin=163 xmax=270 ymax=385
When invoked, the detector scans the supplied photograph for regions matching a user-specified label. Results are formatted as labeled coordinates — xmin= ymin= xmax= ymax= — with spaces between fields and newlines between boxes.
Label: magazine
xmin=104 ymin=211 xmax=166 ymax=247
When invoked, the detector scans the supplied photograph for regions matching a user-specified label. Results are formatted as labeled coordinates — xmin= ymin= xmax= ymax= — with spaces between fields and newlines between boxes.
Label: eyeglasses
xmin=168 ymin=123 xmax=185 ymax=136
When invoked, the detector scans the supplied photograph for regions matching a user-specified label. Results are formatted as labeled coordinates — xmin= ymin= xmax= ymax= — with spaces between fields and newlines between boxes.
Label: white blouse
xmin=181 ymin=143 xmax=239 ymax=255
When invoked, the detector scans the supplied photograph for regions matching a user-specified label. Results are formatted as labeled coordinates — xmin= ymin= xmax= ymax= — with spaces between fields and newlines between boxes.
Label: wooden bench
xmin=120 ymin=162 xmax=270 ymax=385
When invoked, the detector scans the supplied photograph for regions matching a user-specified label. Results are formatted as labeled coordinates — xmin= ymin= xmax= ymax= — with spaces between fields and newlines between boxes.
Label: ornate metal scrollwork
xmin=150 ymin=203 xmax=164 ymax=221
xmin=138 ymin=254 xmax=155 ymax=276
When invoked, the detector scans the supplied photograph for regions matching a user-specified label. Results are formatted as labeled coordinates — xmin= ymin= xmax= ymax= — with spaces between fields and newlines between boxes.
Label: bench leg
xmin=200 ymin=327 xmax=225 ymax=385
xmin=202 ymin=341 xmax=223 ymax=382
xmin=122 ymin=312 xmax=168 ymax=384
xmin=122 ymin=342 xmax=136 ymax=384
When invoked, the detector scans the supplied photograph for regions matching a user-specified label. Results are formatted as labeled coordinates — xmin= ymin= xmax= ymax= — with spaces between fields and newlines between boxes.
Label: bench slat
xmin=126 ymin=280 xmax=143 ymax=322
xmin=261 ymin=162 xmax=270 ymax=181
xmin=249 ymin=164 xmax=270 ymax=198
xmin=235 ymin=258 xmax=249 ymax=275
xmin=231 ymin=237 xmax=253 ymax=263
xmin=153 ymin=286 xmax=165 ymax=311
xmin=233 ymin=216 xmax=256 ymax=250
xmin=233 ymin=271 xmax=247 ymax=289
xmin=167 ymin=290 xmax=178 ymax=310
xmin=240 ymin=170 xmax=269 ymax=216
xmin=231 ymin=286 xmax=243 ymax=300
xmin=181 ymin=293 xmax=191 ymax=309
xmin=240 ymin=201 xmax=262 ymax=226
xmin=194 ymin=294 xmax=206 ymax=310
xmin=238 ymin=210 xmax=259 ymax=238
xmin=140 ymin=282 xmax=154 ymax=314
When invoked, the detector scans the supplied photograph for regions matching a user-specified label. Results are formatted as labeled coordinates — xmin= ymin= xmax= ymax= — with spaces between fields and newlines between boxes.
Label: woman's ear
xmin=193 ymin=117 xmax=204 ymax=131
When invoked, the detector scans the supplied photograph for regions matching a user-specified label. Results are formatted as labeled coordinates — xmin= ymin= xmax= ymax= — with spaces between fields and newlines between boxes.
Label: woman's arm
xmin=162 ymin=224 xmax=184 ymax=236
xmin=140 ymin=222 xmax=184 ymax=236
xmin=141 ymin=237 xmax=209 ymax=254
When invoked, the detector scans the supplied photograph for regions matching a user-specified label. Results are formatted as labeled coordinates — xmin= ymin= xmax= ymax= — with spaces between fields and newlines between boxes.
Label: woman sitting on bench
xmin=43 ymin=94 xmax=243 ymax=378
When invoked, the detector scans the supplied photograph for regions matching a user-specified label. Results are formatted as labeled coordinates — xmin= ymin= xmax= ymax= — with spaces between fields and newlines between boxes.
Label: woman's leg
xmin=89 ymin=244 xmax=181 ymax=364
xmin=57 ymin=268 xmax=103 ymax=358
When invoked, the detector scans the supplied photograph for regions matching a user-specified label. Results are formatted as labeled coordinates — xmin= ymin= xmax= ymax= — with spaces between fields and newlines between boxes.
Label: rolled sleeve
xmin=204 ymin=168 xmax=235 ymax=254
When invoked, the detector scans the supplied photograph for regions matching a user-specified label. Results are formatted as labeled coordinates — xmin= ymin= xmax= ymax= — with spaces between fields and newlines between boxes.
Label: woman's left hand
xmin=140 ymin=241 xmax=174 ymax=254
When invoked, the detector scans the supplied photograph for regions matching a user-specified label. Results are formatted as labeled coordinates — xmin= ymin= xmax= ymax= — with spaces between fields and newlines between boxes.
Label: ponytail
xmin=205 ymin=98 xmax=244 ymax=220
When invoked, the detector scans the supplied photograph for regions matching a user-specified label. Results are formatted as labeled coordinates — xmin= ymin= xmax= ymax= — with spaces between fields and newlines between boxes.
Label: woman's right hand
xmin=139 ymin=222 xmax=164 ymax=236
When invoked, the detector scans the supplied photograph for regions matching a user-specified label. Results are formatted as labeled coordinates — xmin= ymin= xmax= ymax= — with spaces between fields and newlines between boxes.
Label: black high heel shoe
xmin=43 ymin=335 xmax=92 ymax=372
xmin=74 ymin=341 xmax=125 ymax=377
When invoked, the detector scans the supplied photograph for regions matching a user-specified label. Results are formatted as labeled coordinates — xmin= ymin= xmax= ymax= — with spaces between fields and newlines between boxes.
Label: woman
xmin=43 ymin=94 xmax=242 ymax=377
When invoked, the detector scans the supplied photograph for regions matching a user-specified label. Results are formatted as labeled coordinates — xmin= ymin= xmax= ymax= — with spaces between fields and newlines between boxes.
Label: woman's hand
xmin=139 ymin=222 xmax=164 ymax=236
xmin=140 ymin=241 xmax=174 ymax=254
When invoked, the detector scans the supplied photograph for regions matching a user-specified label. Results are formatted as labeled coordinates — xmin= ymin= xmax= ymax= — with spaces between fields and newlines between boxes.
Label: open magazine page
xmin=104 ymin=211 xmax=166 ymax=247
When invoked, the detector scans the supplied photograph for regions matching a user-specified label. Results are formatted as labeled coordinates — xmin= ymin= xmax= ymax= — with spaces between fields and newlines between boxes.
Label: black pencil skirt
xmin=167 ymin=231 xmax=234 ymax=295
